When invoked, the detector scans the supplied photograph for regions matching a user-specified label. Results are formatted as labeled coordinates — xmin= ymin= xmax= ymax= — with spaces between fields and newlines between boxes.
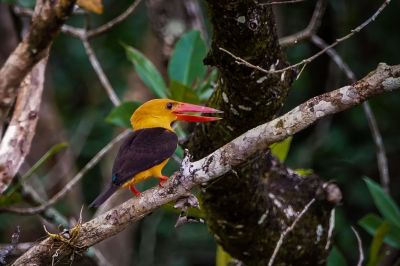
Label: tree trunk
xmin=188 ymin=1 xmax=340 ymax=265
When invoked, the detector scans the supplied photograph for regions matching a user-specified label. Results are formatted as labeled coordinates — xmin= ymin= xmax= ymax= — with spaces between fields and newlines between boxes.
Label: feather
xmin=89 ymin=183 xmax=118 ymax=208
xmin=89 ymin=127 xmax=178 ymax=207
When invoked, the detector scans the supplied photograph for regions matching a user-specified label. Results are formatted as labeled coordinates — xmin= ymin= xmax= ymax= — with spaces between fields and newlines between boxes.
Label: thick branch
xmin=0 ymin=0 xmax=76 ymax=124
xmin=0 ymin=57 xmax=47 ymax=194
xmin=12 ymin=63 xmax=400 ymax=265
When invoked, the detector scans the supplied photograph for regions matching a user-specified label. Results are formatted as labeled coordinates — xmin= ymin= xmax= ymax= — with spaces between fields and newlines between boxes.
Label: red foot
xmin=159 ymin=175 xmax=169 ymax=187
xmin=129 ymin=185 xmax=141 ymax=196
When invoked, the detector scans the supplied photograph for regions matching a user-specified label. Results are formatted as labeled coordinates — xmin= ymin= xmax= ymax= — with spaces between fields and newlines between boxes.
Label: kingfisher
xmin=89 ymin=99 xmax=222 ymax=208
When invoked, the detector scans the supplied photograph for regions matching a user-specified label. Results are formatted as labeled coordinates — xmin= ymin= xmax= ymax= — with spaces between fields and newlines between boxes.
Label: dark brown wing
xmin=111 ymin=127 xmax=178 ymax=186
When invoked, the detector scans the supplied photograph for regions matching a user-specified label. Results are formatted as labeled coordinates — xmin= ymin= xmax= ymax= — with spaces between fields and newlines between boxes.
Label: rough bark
xmin=0 ymin=57 xmax=48 ymax=194
xmin=0 ymin=0 xmax=76 ymax=125
xmin=187 ymin=1 xmax=331 ymax=264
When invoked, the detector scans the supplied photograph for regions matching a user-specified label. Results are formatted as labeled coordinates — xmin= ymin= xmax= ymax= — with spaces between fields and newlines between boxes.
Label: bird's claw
xmin=129 ymin=185 xmax=141 ymax=196
xmin=158 ymin=175 xmax=169 ymax=187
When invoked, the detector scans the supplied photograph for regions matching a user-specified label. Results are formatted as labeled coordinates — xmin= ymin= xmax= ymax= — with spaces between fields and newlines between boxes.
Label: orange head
xmin=130 ymin=99 xmax=222 ymax=131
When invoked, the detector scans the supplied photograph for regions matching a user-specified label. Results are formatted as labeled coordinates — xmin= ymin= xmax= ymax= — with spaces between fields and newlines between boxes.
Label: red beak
xmin=173 ymin=103 xmax=223 ymax=122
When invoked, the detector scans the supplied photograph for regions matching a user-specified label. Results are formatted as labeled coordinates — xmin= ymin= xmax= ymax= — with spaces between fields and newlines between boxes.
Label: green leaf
xmin=123 ymin=44 xmax=169 ymax=98
xmin=1 ymin=143 xmax=68 ymax=205
xmin=168 ymin=31 xmax=207 ymax=86
xmin=216 ymin=245 xmax=232 ymax=266
xmin=196 ymin=69 xmax=218 ymax=101
xmin=106 ymin=101 xmax=141 ymax=128
xmin=295 ymin=168 xmax=314 ymax=177
xmin=327 ymin=246 xmax=348 ymax=266
xmin=368 ymin=222 xmax=389 ymax=266
xmin=170 ymin=80 xmax=200 ymax=103
xmin=0 ymin=192 xmax=23 ymax=206
xmin=5 ymin=142 xmax=68 ymax=197
xmin=364 ymin=177 xmax=400 ymax=227
xmin=270 ymin=137 xmax=292 ymax=162
xmin=358 ymin=213 xmax=400 ymax=248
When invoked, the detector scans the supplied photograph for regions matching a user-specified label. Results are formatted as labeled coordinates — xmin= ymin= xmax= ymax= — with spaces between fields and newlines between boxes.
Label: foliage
xmin=363 ymin=177 xmax=400 ymax=228
xmin=353 ymin=178 xmax=400 ymax=265
xmin=327 ymin=246 xmax=348 ymax=266
xmin=270 ymin=136 xmax=292 ymax=162
xmin=168 ymin=30 xmax=207 ymax=87
xmin=105 ymin=101 xmax=141 ymax=128
xmin=0 ymin=143 xmax=68 ymax=206
xmin=124 ymin=43 xmax=169 ymax=98
xmin=113 ymin=31 xmax=215 ymax=131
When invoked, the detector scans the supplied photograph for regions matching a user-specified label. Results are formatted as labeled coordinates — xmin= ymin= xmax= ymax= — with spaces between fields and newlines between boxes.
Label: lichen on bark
xmin=187 ymin=1 xmax=337 ymax=265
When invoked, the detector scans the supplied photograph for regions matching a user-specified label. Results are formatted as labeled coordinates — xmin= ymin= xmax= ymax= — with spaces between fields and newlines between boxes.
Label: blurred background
xmin=0 ymin=0 xmax=399 ymax=265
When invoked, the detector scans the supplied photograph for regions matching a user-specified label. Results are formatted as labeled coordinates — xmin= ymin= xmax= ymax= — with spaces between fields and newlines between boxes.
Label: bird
xmin=89 ymin=99 xmax=222 ymax=208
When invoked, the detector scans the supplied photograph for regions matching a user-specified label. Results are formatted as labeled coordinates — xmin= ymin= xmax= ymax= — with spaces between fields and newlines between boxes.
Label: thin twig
xmin=362 ymin=103 xmax=390 ymax=193
xmin=311 ymin=35 xmax=390 ymax=193
xmin=351 ymin=227 xmax=364 ymax=266
xmin=279 ymin=0 xmax=327 ymax=47
xmin=86 ymin=0 xmax=143 ymax=38
xmin=268 ymin=198 xmax=316 ymax=266
xmin=263 ymin=0 xmax=306 ymax=5
xmin=0 ymin=130 xmax=129 ymax=215
xmin=221 ymin=0 xmax=391 ymax=75
xmin=14 ymin=0 xmax=143 ymax=40
xmin=325 ymin=209 xmax=335 ymax=250
xmin=310 ymin=35 xmax=356 ymax=81
xmin=82 ymin=37 xmax=120 ymax=106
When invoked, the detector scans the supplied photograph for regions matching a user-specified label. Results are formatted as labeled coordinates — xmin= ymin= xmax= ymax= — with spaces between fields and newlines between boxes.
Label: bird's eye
xmin=166 ymin=102 xmax=173 ymax=110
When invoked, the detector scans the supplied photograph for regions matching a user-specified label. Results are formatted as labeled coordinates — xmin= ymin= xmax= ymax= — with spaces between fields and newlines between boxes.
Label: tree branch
xmin=0 ymin=0 xmax=76 ymax=125
xmin=311 ymin=34 xmax=390 ymax=193
xmin=11 ymin=63 xmax=400 ymax=265
xmin=0 ymin=57 xmax=47 ymax=194
xmin=279 ymin=0 xmax=327 ymax=47
xmin=82 ymin=37 xmax=120 ymax=106
xmin=222 ymin=0 xmax=391 ymax=75
xmin=268 ymin=198 xmax=316 ymax=266
xmin=0 ymin=130 xmax=129 ymax=214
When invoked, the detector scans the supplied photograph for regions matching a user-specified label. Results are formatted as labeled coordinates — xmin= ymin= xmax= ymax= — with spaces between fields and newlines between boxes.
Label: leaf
xmin=368 ymin=222 xmax=389 ymax=266
xmin=124 ymin=44 xmax=169 ymax=98
xmin=0 ymin=192 xmax=22 ymax=206
xmin=77 ymin=0 xmax=103 ymax=14
xmin=106 ymin=101 xmax=141 ymax=128
xmin=168 ymin=31 xmax=207 ymax=86
xmin=364 ymin=177 xmax=400 ymax=227
xmin=295 ymin=168 xmax=314 ymax=177
xmin=196 ymin=69 xmax=218 ymax=101
xmin=327 ymin=246 xmax=348 ymax=266
xmin=216 ymin=245 xmax=232 ymax=266
xmin=270 ymin=137 xmax=292 ymax=162
xmin=358 ymin=213 xmax=400 ymax=248
xmin=5 ymin=142 xmax=68 ymax=197
xmin=170 ymin=80 xmax=200 ymax=104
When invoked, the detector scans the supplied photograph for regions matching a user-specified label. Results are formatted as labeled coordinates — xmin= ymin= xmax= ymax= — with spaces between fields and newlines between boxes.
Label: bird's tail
xmin=89 ymin=183 xmax=119 ymax=208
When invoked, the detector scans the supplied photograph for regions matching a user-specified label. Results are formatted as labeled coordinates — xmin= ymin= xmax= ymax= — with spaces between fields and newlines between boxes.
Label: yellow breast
xmin=121 ymin=159 xmax=169 ymax=188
